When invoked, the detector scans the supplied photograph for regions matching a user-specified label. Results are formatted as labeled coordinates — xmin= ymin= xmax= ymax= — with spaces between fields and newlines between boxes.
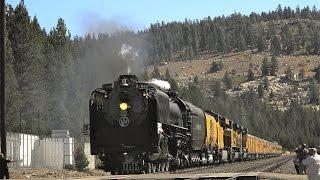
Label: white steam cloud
xmin=149 ymin=79 xmax=171 ymax=91
xmin=119 ymin=44 xmax=140 ymax=74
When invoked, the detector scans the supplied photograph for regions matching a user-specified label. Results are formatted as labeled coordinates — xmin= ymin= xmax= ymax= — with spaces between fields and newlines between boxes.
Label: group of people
xmin=293 ymin=144 xmax=320 ymax=180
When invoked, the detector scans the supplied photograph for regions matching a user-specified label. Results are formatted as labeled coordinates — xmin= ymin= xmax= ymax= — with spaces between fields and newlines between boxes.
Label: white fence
xmin=7 ymin=133 xmax=39 ymax=168
xmin=4 ymin=132 xmax=74 ymax=170
xmin=31 ymin=138 xmax=64 ymax=169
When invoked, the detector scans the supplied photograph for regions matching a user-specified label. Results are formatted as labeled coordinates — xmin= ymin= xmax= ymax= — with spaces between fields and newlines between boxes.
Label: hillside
xmin=148 ymin=51 xmax=320 ymax=110
xmin=149 ymin=51 xmax=319 ymax=83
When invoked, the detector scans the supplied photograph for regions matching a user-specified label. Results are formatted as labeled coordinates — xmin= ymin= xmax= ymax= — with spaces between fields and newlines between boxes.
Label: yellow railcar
xmin=204 ymin=113 xmax=225 ymax=149
xmin=205 ymin=111 xmax=282 ymax=162
xmin=244 ymin=134 xmax=274 ymax=158
xmin=244 ymin=134 xmax=256 ymax=154
xmin=205 ymin=114 xmax=216 ymax=147
xmin=205 ymin=112 xmax=225 ymax=149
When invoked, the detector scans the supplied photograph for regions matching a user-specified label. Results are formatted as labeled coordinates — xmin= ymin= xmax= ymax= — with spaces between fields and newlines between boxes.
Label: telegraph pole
xmin=37 ymin=109 xmax=40 ymax=137
xmin=0 ymin=0 xmax=6 ymax=156
xmin=19 ymin=106 xmax=21 ymax=133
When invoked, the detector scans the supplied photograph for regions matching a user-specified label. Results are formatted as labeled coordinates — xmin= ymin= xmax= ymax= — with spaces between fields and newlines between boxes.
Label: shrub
xmin=75 ymin=145 xmax=89 ymax=171
xmin=209 ymin=61 xmax=223 ymax=73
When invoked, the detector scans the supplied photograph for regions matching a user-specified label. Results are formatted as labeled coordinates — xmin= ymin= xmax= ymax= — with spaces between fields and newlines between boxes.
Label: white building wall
xmin=5 ymin=131 xmax=74 ymax=169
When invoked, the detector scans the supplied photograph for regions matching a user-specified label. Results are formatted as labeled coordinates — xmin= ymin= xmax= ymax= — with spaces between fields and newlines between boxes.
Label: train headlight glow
xmin=119 ymin=103 xmax=128 ymax=111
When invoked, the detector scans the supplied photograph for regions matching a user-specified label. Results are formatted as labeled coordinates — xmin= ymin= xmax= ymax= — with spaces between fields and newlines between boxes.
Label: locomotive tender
xmin=89 ymin=74 xmax=282 ymax=174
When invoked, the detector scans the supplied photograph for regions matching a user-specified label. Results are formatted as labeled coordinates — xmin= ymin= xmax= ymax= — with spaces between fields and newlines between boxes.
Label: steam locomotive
xmin=89 ymin=74 xmax=282 ymax=174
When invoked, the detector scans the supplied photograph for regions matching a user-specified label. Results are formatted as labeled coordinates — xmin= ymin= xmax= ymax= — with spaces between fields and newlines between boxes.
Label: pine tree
xmin=212 ymin=80 xmax=222 ymax=97
xmin=261 ymin=55 xmax=269 ymax=76
xmin=269 ymin=90 xmax=274 ymax=99
xmin=236 ymin=31 xmax=246 ymax=51
xmin=271 ymin=36 xmax=281 ymax=54
xmin=257 ymin=35 xmax=267 ymax=52
xmin=258 ymin=83 xmax=264 ymax=98
xmin=315 ymin=65 xmax=320 ymax=83
xmin=270 ymin=56 xmax=278 ymax=76
xmin=140 ymin=69 xmax=149 ymax=81
xmin=309 ymin=80 xmax=319 ymax=105
xmin=152 ymin=65 xmax=161 ymax=78
xmin=299 ymin=68 xmax=305 ymax=81
xmin=75 ymin=145 xmax=89 ymax=171
xmin=223 ymin=71 xmax=233 ymax=89
xmin=193 ymin=76 xmax=199 ymax=85
xmin=5 ymin=40 xmax=22 ymax=131
xmin=44 ymin=18 xmax=73 ymax=130
xmin=209 ymin=61 xmax=223 ymax=73
xmin=165 ymin=68 xmax=171 ymax=81
xmin=247 ymin=68 xmax=254 ymax=81
xmin=281 ymin=25 xmax=295 ymax=55
xmin=169 ymin=78 xmax=178 ymax=91
xmin=10 ymin=1 xmax=46 ymax=133
xmin=263 ymin=77 xmax=269 ymax=90
xmin=285 ymin=66 xmax=293 ymax=81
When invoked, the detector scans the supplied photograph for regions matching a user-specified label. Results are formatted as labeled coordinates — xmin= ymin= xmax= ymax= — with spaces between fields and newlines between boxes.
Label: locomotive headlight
xmin=119 ymin=102 xmax=128 ymax=111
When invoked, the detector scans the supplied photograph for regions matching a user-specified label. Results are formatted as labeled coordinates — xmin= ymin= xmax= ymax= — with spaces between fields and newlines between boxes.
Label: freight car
xmin=89 ymin=75 xmax=282 ymax=174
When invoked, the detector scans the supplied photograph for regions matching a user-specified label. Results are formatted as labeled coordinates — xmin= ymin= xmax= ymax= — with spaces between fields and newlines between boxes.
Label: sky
xmin=6 ymin=0 xmax=320 ymax=36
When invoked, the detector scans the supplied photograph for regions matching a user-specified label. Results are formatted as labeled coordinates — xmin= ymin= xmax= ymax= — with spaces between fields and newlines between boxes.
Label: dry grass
xmin=148 ymin=51 xmax=320 ymax=85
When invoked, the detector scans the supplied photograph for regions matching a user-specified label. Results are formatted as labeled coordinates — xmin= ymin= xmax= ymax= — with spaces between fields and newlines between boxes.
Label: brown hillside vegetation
xmin=148 ymin=51 xmax=320 ymax=86
xmin=148 ymin=51 xmax=320 ymax=111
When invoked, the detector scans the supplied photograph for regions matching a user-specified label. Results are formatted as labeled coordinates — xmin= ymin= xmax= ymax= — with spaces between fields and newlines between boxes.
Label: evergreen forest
xmin=4 ymin=1 xmax=320 ymax=148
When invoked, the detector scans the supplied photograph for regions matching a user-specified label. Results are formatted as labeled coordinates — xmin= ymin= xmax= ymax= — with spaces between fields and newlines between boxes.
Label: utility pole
xmin=37 ymin=109 xmax=39 ymax=137
xmin=82 ymin=115 xmax=84 ymax=143
xmin=0 ymin=0 xmax=6 ymax=156
xmin=19 ymin=106 xmax=21 ymax=133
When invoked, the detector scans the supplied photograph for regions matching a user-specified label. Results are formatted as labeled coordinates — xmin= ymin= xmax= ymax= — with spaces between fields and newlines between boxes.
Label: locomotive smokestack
xmin=119 ymin=44 xmax=138 ymax=75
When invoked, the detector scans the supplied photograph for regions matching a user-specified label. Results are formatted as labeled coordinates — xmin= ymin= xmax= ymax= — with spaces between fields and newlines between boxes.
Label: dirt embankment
xmin=10 ymin=168 xmax=109 ymax=179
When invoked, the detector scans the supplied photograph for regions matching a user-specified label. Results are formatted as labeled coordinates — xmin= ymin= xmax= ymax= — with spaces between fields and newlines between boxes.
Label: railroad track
xmin=174 ymin=155 xmax=292 ymax=174
xmin=223 ymin=156 xmax=293 ymax=180
xmin=100 ymin=156 xmax=294 ymax=179
xmin=233 ymin=155 xmax=292 ymax=173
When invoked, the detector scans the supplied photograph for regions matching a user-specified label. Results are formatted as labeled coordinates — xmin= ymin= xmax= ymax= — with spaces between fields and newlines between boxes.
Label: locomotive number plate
xmin=119 ymin=116 xmax=129 ymax=127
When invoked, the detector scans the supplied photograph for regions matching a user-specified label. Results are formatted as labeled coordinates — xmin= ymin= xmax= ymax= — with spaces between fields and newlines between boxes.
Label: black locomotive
xmin=89 ymin=74 xmax=282 ymax=174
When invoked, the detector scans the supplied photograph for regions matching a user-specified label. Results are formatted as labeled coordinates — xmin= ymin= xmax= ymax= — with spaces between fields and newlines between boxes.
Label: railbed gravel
xmin=177 ymin=156 xmax=295 ymax=174
xmin=10 ymin=156 xmax=297 ymax=179
xmin=271 ymin=157 xmax=298 ymax=174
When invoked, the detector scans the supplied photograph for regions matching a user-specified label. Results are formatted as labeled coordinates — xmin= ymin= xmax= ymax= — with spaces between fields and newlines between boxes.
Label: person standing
xmin=293 ymin=155 xmax=301 ymax=174
xmin=296 ymin=144 xmax=308 ymax=175
xmin=0 ymin=153 xmax=14 ymax=179
xmin=302 ymin=148 xmax=320 ymax=180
